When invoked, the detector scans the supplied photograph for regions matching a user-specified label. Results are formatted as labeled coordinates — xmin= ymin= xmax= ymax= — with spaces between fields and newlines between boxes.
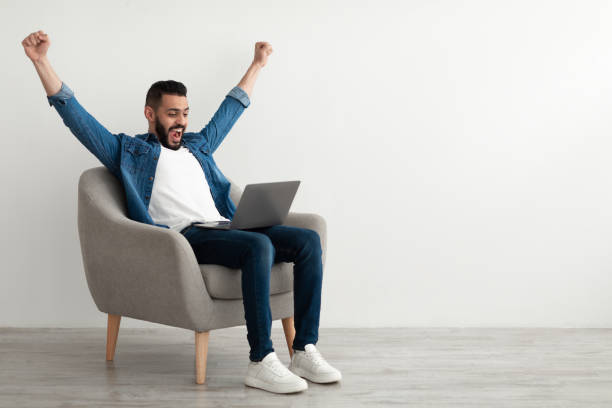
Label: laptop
xmin=192 ymin=180 xmax=300 ymax=230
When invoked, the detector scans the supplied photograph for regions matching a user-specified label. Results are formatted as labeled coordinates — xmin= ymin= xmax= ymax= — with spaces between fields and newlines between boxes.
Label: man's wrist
xmin=32 ymin=55 xmax=49 ymax=66
xmin=251 ymin=60 xmax=264 ymax=69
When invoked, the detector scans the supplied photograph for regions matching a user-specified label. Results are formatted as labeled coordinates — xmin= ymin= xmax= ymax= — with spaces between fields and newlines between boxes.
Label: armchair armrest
xmin=282 ymin=212 xmax=327 ymax=267
xmin=78 ymin=189 xmax=214 ymax=331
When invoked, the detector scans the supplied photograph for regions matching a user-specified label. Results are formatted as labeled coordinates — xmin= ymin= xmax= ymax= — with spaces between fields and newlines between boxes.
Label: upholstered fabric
xmin=200 ymin=263 xmax=293 ymax=300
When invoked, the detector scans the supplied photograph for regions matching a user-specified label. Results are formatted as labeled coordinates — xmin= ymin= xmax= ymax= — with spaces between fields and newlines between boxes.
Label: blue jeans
xmin=180 ymin=224 xmax=323 ymax=361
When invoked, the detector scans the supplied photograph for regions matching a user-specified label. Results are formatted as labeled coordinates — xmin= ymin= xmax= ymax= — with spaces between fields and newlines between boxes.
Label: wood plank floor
xmin=1 ymin=327 xmax=612 ymax=407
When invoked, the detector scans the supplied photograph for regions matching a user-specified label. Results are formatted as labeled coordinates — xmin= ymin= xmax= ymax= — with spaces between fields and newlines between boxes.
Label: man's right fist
xmin=22 ymin=30 xmax=50 ymax=62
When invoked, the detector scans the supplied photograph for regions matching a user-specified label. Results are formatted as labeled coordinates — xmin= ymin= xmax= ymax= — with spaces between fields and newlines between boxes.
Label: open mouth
xmin=169 ymin=128 xmax=183 ymax=143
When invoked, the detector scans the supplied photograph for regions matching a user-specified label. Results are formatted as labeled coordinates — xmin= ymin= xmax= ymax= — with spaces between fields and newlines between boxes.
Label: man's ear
xmin=144 ymin=105 xmax=155 ymax=122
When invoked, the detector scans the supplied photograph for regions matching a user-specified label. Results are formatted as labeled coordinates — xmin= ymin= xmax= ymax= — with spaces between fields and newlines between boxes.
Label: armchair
xmin=76 ymin=166 xmax=327 ymax=384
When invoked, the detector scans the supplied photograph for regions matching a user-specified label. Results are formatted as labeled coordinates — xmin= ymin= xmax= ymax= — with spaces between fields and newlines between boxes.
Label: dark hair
xmin=145 ymin=80 xmax=187 ymax=110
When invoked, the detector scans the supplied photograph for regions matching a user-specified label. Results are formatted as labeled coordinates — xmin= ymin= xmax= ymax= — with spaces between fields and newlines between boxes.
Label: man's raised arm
xmin=200 ymin=41 xmax=274 ymax=153
xmin=23 ymin=30 xmax=122 ymax=176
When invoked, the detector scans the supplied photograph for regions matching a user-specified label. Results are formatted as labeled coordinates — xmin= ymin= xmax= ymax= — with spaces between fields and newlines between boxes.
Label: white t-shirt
xmin=148 ymin=144 xmax=229 ymax=232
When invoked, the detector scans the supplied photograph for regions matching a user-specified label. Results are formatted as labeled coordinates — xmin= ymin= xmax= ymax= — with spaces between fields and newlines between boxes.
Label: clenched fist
xmin=253 ymin=42 xmax=273 ymax=68
xmin=22 ymin=30 xmax=50 ymax=62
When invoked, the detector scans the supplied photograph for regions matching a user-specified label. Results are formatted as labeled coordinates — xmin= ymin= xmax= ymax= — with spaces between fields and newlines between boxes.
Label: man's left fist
xmin=253 ymin=42 xmax=273 ymax=68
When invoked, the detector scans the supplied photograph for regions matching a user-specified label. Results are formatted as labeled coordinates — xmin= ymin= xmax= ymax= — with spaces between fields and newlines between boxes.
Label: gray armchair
xmin=77 ymin=166 xmax=327 ymax=384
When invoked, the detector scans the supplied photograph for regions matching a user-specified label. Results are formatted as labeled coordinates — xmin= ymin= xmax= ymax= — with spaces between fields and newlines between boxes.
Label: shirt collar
xmin=134 ymin=132 xmax=157 ymax=142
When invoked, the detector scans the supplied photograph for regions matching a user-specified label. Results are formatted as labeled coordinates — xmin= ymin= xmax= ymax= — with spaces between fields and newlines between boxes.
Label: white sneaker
xmin=245 ymin=352 xmax=308 ymax=394
xmin=289 ymin=344 xmax=342 ymax=383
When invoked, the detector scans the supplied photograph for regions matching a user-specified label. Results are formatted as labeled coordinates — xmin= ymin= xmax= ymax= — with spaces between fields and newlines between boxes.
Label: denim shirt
xmin=47 ymin=82 xmax=250 ymax=229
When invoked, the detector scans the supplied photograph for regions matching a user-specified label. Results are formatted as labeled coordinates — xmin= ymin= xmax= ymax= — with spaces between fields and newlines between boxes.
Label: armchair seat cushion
xmin=199 ymin=262 xmax=294 ymax=300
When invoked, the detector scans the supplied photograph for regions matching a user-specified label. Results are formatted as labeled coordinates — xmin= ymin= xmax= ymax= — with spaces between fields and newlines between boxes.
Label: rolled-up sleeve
xmin=47 ymin=82 xmax=74 ymax=107
xmin=226 ymin=86 xmax=250 ymax=108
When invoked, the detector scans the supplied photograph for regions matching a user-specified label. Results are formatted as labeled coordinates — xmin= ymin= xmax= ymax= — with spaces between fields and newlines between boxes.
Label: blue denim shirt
xmin=47 ymin=82 xmax=250 ymax=229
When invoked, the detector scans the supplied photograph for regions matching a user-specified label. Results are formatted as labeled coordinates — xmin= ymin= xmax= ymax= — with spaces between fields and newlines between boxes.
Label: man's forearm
xmin=237 ymin=62 xmax=262 ymax=98
xmin=32 ymin=56 xmax=62 ymax=97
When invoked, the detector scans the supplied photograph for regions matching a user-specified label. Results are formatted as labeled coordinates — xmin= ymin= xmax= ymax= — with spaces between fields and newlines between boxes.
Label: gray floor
xmin=1 ymin=327 xmax=612 ymax=407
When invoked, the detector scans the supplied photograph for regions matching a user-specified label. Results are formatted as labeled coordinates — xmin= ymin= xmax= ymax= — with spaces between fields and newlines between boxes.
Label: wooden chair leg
xmin=281 ymin=316 xmax=296 ymax=358
xmin=106 ymin=314 xmax=121 ymax=361
xmin=195 ymin=331 xmax=210 ymax=384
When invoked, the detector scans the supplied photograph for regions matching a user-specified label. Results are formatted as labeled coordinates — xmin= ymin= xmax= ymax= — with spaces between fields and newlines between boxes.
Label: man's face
xmin=150 ymin=94 xmax=189 ymax=150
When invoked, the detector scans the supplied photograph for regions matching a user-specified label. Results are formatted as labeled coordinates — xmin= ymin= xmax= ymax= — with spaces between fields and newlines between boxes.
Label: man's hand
xmin=22 ymin=30 xmax=50 ymax=62
xmin=253 ymin=42 xmax=273 ymax=68
xmin=23 ymin=30 xmax=61 ymax=96
xmin=236 ymin=42 xmax=273 ymax=98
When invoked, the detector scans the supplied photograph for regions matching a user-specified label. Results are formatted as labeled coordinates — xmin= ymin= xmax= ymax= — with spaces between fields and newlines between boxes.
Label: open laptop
xmin=192 ymin=180 xmax=300 ymax=230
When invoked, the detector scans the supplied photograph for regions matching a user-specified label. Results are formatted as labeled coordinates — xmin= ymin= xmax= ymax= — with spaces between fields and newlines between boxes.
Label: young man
xmin=22 ymin=30 xmax=341 ymax=394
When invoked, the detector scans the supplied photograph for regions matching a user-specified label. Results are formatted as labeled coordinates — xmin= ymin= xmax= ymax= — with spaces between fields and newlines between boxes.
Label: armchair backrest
xmin=78 ymin=167 xmax=127 ymax=222
xmin=77 ymin=166 xmax=244 ymax=224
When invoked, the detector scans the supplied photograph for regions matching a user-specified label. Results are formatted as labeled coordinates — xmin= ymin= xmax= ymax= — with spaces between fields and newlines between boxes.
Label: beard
xmin=155 ymin=118 xmax=183 ymax=150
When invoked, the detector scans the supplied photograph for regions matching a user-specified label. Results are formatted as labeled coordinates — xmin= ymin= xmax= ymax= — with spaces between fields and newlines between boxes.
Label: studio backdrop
xmin=2 ymin=0 xmax=612 ymax=328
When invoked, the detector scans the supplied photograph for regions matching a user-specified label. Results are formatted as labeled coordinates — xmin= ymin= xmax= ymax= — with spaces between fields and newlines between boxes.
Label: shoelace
xmin=265 ymin=356 xmax=290 ymax=376
xmin=303 ymin=348 xmax=326 ymax=367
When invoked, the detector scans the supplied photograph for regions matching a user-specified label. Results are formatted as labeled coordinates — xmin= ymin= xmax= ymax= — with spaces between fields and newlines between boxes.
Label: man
xmin=22 ymin=30 xmax=341 ymax=394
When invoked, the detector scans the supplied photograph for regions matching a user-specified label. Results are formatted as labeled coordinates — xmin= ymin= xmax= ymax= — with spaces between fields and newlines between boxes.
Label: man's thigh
xmin=181 ymin=226 xmax=271 ymax=268
xmin=246 ymin=225 xmax=321 ymax=263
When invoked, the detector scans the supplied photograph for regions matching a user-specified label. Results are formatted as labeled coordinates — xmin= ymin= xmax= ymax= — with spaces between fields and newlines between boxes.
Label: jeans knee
xmin=244 ymin=234 xmax=275 ymax=264
xmin=302 ymin=229 xmax=322 ymax=257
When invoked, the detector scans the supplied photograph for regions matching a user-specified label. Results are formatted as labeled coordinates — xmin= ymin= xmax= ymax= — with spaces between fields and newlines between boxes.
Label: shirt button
xmin=145 ymin=195 xmax=150 ymax=199
xmin=149 ymin=177 xmax=153 ymax=181
xmin=153 ymin=156 xmax=158 ymax=160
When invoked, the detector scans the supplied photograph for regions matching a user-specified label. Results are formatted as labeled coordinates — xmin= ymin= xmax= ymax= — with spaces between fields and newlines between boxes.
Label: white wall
xmin=2 ymin=0 xmax=612 ymax=328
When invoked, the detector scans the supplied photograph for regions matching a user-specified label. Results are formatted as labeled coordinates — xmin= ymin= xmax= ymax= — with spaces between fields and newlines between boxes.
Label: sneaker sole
xmin=244 ymin=376 xmax=308 ymax=394
xmin=288 ymin=365 xmax=342 ymax=384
